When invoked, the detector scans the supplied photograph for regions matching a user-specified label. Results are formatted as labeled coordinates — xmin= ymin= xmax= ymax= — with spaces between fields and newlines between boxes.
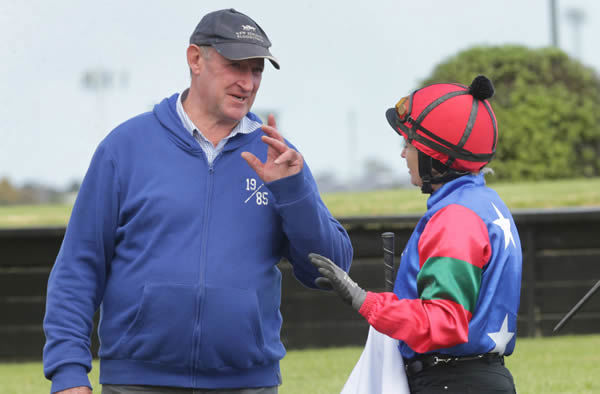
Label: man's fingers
xmin=241 ymin=152 xmax=263 ymax=175
xmin=261 ymin=135 xmax=289 ymax=155
xmin=274 ymin=149 xmax=300 ymax=165
xmin=268 ymin=113 xmax=277 ymax=129
xmin=261 ymin=124 xmax=285 ymax=143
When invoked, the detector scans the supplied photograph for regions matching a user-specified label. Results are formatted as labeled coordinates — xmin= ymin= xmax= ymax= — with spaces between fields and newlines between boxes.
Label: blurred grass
xmin=0 ymin=178 xmax=599 ymax=228
xmin=504 ymin=334 xmax=600 ymax=394
xmin=4 ymin=334 xmax=599 ymax=394
xmin=0 ymin=204 xmax=72 ymax=228
xmin=322 ymin=177 xmax=600 ymax=217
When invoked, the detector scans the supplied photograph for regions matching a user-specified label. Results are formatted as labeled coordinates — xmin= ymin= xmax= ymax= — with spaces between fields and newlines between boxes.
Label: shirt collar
xmin=176 ymin=90 xmax=261 ymax=142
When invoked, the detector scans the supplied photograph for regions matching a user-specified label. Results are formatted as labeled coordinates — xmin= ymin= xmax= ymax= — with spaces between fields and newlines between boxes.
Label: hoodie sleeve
xmin=265 ymin=162 xmax=353 ymax=288
xmin=43 ymin=141 xmax=120 ymax=393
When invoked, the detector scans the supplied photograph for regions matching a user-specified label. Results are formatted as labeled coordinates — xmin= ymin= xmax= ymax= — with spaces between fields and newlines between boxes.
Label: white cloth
xmin=341 ymin=326 xmax=410 ymax=394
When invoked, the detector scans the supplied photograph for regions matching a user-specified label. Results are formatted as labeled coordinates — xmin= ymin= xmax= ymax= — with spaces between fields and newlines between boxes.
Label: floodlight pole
xmin=565 ymin=7 xmax=585 ymax=60
xmin=81 ymin=69 xmax=114 ymax=140
xmin=81 ymin=69 xmax=129 ymax=140
xmin=550 ymin=0 xmax=559 ymax=47
xmin=347 ymin=109 xmax=357 ymax=185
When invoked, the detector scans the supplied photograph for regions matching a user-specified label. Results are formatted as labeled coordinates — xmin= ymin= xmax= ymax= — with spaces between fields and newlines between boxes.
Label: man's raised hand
xmin=241 ymin=114 xmax=304 ymax=183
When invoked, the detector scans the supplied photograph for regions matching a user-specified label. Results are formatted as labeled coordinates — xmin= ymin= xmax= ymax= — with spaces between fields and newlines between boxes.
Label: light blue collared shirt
xmin=176 ymin=90 xmax=261 ymax=164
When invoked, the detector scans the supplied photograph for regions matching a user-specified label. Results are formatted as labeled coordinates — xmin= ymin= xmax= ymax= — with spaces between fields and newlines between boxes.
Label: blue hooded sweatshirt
xmin=43 ymin=93 xmax=353 ymax=392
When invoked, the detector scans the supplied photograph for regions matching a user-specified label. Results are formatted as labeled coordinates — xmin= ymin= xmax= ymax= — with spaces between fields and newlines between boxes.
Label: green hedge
xmin=421 ymin=45 xmax=600 ymax=181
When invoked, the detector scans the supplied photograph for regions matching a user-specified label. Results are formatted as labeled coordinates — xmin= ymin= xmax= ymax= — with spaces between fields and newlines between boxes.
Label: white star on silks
xmin=491 ymin=202 xmax=516 ymax=249
xmin=487 ymin=314 xmax=515 ymax=356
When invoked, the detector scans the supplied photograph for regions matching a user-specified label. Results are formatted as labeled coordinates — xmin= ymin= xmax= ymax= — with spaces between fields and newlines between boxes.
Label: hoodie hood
xmin=153 ymin=93 xmax=202 ymax=153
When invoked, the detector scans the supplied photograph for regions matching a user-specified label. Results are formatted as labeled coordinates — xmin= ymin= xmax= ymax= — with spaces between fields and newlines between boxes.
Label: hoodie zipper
xmin=191 ymin=157 xmax=216 ymax=385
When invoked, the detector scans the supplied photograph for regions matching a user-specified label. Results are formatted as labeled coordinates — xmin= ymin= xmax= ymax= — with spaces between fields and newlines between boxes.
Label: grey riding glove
xmin=309 ymin=253 xmax=367 ymax=311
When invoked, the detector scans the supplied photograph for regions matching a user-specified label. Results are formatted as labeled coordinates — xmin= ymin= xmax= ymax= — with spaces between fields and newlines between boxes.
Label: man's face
xmin=401 ymin=139 xmax=422 ymax=188
xmin=196 ymin=48 xmax=264 ymax=124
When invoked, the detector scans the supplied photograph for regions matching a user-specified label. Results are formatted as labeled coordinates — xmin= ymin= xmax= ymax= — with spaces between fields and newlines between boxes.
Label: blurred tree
xmin=356 ymin=158 xmax=404 ymax=190
xmin=315 ymin=171 xmax=344 ymax=193
xmin=0 ymin=177 xmax=20 ymax=205
xmin=65 ymin=180 xmax=81 ymax=193
xmin=421 ymin=45 xmax=600 ymax=181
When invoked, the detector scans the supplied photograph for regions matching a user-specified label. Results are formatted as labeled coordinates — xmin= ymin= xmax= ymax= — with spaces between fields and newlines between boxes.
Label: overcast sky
xmin=1 ymin=0 xmax=598 ymax=189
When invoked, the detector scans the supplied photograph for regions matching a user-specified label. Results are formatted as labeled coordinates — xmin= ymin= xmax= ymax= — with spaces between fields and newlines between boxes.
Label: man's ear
xmin=187 ymin=44 xmax=204 ymax=76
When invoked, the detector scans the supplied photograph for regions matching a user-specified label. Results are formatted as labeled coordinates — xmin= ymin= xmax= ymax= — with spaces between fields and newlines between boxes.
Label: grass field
xmin=3 ymin=334 xmax=599 ymax=394
xmin=0 ymin=203 xmax=73 ymax=228
xmin=1 ymin=178 xmax=599 ymax=228
xmin=322 ymin=177 xmax=600 ymax=217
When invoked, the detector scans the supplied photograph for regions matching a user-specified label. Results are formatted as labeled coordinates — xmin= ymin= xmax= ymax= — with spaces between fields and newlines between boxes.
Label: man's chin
xmin=223 ymin=108 xmax=250 ymax=122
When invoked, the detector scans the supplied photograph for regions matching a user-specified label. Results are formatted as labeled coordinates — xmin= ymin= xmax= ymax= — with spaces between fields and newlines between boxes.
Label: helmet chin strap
xmin=418 ymin=150 xmax=434 ymax=194
xmin=417 ymin=150 xmax=470 ymax=194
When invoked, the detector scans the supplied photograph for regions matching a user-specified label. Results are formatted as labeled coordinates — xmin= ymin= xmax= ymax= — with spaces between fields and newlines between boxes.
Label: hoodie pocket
xmin=198 ymin=286 xmax=267 ymax=370
xmin=118 ymin=282 xmax=197 ymax=366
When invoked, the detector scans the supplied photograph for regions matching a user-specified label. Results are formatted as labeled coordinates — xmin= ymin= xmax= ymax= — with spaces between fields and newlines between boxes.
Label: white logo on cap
xmin=235 ymin=28 xmax=265 ymax=43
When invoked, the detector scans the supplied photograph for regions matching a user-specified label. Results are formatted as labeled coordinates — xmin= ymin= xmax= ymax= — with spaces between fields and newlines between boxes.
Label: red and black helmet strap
xmin=396 ymin=89 xmax=497 ymax=194
xmin=483 ymin=100 xmax=498 ymax=153
xmin=396 ymin=91 xmax=497 ymax=163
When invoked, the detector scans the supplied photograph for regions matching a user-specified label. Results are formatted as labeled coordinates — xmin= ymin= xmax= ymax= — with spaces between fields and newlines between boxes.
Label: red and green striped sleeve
xmin=358 ymin=204 xmax=491 ymax=353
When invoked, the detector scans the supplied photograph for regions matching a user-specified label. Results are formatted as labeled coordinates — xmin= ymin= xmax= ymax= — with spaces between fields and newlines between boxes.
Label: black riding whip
xmin=553 ymin=279 xmax=600 ymax=333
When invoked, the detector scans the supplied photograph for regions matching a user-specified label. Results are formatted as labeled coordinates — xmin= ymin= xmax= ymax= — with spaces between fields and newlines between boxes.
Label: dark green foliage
xmin=421 ymin=45 xmax=600 ymax=181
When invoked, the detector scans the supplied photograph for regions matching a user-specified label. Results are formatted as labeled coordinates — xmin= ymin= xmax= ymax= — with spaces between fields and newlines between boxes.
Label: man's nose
xmin=237 ymin=68 xmax=254 ymax=91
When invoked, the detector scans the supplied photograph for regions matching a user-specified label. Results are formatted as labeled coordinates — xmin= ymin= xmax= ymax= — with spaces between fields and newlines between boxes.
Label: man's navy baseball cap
xmin=190 ymin=8 xmax=280 ymax=69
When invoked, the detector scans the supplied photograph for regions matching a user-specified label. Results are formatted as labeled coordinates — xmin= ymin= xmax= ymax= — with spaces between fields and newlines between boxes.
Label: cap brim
xmin=385 ymin=107 xmax=405 ymax=138
xmin=213 ymin=42 xmax=280 ymax=69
